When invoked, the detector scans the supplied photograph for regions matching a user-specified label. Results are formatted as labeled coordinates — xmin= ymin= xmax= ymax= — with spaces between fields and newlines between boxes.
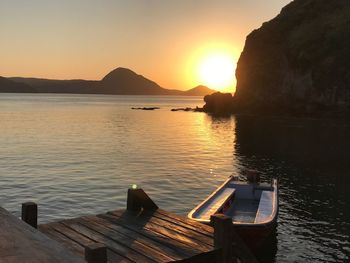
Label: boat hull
xmin=235 ymin=219 xmax=277 ymax=251
xmin=188 ymin=178 xmax=279 ymax=250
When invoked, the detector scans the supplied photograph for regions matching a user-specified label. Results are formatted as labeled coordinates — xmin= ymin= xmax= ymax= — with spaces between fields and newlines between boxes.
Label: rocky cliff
xmin=205 ymin=0 xmax=350 ymax=116
xmin=236 ymin=0 xmax=350 ymax=116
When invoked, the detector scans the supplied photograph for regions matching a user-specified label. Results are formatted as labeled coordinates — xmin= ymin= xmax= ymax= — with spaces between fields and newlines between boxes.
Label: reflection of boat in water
xmin=188 ymin=171 xmax=278 ymax=249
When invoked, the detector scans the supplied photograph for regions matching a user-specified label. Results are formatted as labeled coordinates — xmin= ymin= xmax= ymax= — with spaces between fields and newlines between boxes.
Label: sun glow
xmin=185 ymin=44 xmax=238 ymax=93
xmin=198 ymin=54 xmax=235 ymax=92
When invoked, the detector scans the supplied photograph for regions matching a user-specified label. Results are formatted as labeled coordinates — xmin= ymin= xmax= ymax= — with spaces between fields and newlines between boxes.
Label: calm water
xmin=0 ymin=94 xmax=349 ymax=262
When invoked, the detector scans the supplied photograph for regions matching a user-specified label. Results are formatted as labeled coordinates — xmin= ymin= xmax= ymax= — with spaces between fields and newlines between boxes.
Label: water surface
xmin=0 ymin=94 xmax=348 ymax=262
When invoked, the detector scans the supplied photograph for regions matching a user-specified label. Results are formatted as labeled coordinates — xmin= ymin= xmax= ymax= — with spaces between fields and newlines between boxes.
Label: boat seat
xmin=255 ymin=190 xmax=274 ymax=224
xmin=200 ymin=188 xmax=236 ymax=220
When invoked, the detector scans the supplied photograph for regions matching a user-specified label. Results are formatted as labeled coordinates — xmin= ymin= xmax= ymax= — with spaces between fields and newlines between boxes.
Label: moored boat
xmin=188 ymin=171 xmax=278 ymax=249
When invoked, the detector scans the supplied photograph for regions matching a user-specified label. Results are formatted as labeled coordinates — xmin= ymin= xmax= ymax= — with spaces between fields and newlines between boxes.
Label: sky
xmin=0 ymin=0 xmax=291 ymax=92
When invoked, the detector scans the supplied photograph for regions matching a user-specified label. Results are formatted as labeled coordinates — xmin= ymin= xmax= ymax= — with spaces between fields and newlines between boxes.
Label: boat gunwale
xmin=187 ymin=177 xmax=278 ymax=227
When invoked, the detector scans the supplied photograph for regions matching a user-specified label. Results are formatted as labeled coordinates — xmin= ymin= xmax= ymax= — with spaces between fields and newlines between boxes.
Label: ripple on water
xmin=0 ymin=94 xmax=349 ymax=263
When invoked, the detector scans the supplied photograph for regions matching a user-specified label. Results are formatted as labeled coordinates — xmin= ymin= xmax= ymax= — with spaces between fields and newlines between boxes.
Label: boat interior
xmin=191 ymin=180 xmax=275 ymax=224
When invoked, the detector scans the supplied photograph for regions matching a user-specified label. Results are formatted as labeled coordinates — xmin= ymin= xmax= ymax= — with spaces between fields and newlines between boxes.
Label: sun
xmin=197 ymin=53 xmax=235 ymax=91
xmin=184 ymin=43 xmax=238 ymax=93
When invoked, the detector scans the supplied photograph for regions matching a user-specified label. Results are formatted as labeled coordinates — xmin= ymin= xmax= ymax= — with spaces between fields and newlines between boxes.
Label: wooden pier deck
xmin=2 ymin=188 xmax=258 ymax=263
xmin=39 ymin=208 xmax=217 ymax=263
xmin=0 ymin=207 xmax=84 ymax=263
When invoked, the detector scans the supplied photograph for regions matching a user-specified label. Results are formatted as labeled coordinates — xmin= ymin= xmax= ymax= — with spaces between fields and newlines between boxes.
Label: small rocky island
xmin=204 ymin=0 xmax=350 ymax=117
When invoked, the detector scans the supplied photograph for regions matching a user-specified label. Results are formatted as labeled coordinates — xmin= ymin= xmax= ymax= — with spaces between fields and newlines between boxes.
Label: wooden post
xmin=210 ymin=213 xmax=235 ymax=263
xmin=85 ymin=243 xmax=107 ymax=263
xmin=127 ymin=188 xmax=158 ymax=211
xmin=21 ymin=202 xmax=38 ymax=229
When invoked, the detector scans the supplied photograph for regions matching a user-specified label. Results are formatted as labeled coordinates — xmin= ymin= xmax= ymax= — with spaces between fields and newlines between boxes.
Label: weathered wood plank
xmin=108 ymin=210 xmax=213 ymax=250
xmin=154 ymin=209 xmax=214 ymax=235
xmin=136 ymin=210 xmax=214 ymax=246
xmin=61 ymin=219 xmax=156 ymax=263
xmin=99 ymin=213 xmax=198 ymax=259
xmin=0 ymin=207 xmax=84 ymax=263
xmin=76 ymin=216 xmax=174 ymax=262
xmin=108 ymin=211 xmax=213 ymax=253
xmin=47 ymin=221 xmax=133 ymax=263
xmin=38 ymin=225 xmax=85 ymax=258
xmin=45 ymin=222 xmax=96 ymax=247
xmin=147 ymin=210 xmax=213 ymax=239
xmin=78 ymin=215 xmax=185 ymax=261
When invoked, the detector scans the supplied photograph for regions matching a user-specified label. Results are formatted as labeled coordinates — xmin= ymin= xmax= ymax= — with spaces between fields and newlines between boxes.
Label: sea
xmin=0 ymin=93 xmax=349 ymax=262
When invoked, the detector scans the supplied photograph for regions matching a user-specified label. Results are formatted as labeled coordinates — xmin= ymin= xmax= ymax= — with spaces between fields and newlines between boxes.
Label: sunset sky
xmin=0 ymin=0 xmax=291 ymax=92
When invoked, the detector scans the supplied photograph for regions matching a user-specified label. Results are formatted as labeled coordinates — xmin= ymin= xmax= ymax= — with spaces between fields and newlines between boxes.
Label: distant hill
xmin=183 ymin=85 xmax=216 ymax=96
xmin=99 ymin=67 xmax=173 ymax=95
xmin=10 ymin=77 xmax=97 ymax=94
xmin=0 ymin=77 xmax=36 ymax=93
xmin=6 ymin=67 xmax=216 ymax=96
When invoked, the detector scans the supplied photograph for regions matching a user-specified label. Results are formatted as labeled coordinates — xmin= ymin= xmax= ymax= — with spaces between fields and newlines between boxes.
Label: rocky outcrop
xmin=203 ymin=92 xmax=234 ymax=115
xmin=235 ymin=0 xmax=350 ymax=116
xmin=204 ymin=0 xmax=350 ymax=116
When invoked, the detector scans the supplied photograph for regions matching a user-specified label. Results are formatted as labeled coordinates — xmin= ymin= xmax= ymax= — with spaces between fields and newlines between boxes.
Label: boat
xmin=188 ymin=170 xmax=278 ymax=249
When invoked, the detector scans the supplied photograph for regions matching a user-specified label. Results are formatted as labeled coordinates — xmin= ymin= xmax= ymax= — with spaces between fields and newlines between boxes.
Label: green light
xmin=132 ymin=184 xmax=137 ymax=190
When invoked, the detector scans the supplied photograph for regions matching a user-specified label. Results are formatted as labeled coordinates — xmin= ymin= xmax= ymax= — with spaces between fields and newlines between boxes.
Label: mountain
xmin=10 ymin=77 xmax=97 ymax=94
xmin=99 ymin=67 xmax=174 ymax=95
xmin=6 ymin=67 xmax=216 ymax=96
xmin=204 ymin=0 xmax=350 ymax=116
xmin=183 ymin=85 xmax=217 ymax=96
xmin=0 ymin=77 xmax=36 ymax=93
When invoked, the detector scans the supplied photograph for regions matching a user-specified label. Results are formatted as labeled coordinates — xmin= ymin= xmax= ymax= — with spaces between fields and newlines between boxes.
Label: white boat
xmin=188 ymin=172 xmax=278 ymax=248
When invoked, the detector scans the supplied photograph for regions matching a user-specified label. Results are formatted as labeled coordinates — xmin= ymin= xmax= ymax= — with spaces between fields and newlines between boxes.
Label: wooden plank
xmin=60 ymin=219 xmax=156 ymax=263
xmin=155 ymin=209 xmax=214 ymax=235
xmin=133 ymin=211 xmax=213 ymax=246
xmin=0 ymin=207 xmax=85 ymax=263
xmin=78 ymin=215 xmax=185 ymax=261
xmin=109 ymin=210 xmax=213 ymax=248
xmin=143 ymin=210 xmax=214 ymax=239
xmin=42 ymin=222 xmax=131 ymax=263
xmin=104 ymin=210 xmax=212 ymax=254
xmin=38 ymin=225 xmax=85 ymax=258
xmin=76 ymin=216 xmax=174 ymax=262
xmin=45 ymin=222 xmax=96 ymax=247
xmin=99 ymin=213 xmax=199 ymax=259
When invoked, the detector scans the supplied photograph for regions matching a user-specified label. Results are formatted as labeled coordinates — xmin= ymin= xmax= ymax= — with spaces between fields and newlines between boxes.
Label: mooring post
xmin=85 ymin=243 xmax=107 ymax=263
xmin=21 ymin=202 xmax=38 ymax=229
xmin=211 ymin=213 xmax=236 ymax=263
xmin=127 ymin=188 xmax=158 ymax=211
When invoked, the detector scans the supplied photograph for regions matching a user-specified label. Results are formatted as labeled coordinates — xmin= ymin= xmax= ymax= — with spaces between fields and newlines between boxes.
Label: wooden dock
xmin=39 ymin=208 xmax=217 ymax=263
xmin=0 ymin=207 xmax=85 ymax=263
xmin=2 ymin=188 xmax=258 ymax=263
